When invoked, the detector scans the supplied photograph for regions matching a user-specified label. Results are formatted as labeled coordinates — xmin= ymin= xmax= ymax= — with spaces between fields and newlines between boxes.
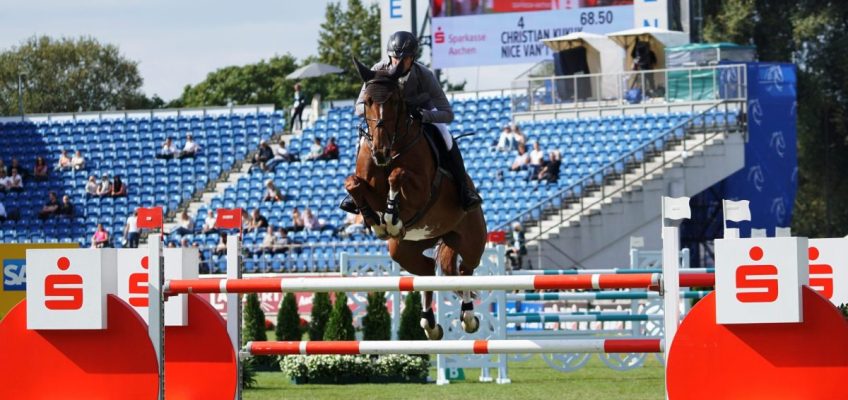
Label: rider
xmin=339 ymin=30 xmax=483 ymax=213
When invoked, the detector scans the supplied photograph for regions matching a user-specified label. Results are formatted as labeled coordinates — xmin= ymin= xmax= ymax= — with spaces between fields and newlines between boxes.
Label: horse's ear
xmin=387 ymin=63 xmax=405 ymax=81
xmin=353 ymin=57 xmax=375 ymax=82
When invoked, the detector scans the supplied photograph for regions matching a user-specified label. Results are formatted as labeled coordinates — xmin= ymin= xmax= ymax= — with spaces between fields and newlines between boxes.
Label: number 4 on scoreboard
xmin=517 ymin=17 xmax=524 ymax=29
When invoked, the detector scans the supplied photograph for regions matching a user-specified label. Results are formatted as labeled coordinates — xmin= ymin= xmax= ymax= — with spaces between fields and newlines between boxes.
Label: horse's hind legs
xmin=419 ymin=291 xmax=443 ymax=340
xmin=460 ymin=290 xmax=479 ymax=334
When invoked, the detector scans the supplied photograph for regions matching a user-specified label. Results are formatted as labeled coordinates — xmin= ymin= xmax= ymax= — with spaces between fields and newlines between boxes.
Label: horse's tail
xmin=436 ymin=241 xmax=458 ymax=277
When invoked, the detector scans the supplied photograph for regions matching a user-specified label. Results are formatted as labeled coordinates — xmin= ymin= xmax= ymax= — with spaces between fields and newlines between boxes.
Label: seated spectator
xmin=38 ymin=192 xmax=60 ymax=220
xmin=305 ymin=137 xmax=324 ymax=161
xmin=528 ymin=142 xmax=545 ymax=181
xmin=55 ymin=150 xmax=72 ymax=171
xmin=286 ymin=207 xmax=304 ymax=232
xmin=538 ymin=150 xmax=562 ymax=183
xmin=246 ymin=208 xmax=268 ymax=233
xmin=214 ymin=235 xmax=228 ymax=256
xmin=171 ymin=211 xmax=194 ymax=236
xmin=276 ymin=228 xmax=291 ymax=253
xmin=303 ymin=207 xmax=324 ymax=231
xmin=7 ymin=168 xmax=23 ymax=192
xmin=201 ymin=210 xmax=218 ymax=234
xmin=252 ymin=141 xmax=274 ymax=171
xmin=167 ymin=241 xmax=177 ymax=248
xmin=258 ymin=226 xmax=279 ymax=256
xmin=318 ymin=137 xmax=339 ymax=161
xmin=91 ymin=223 xmax=110 ymax=248
xmin=513 ymin=124 xmax=527 ymax=149
xmin=8 ymin=158 xmax=27 ymax=180
xmin=262 ymin=179 xmax=284 ymax=202
xmin=337 ymin=213 xmax=365 ymax=237
xmin=111 ymin=175 xmax=127 ymax=197
xmin=71 ymin=150 xmax=86 ymax=170
xmin=495 ymin=125 xmax=519 ymax=152
xmin=194 ymin=242 xmax=209 ymax=274
xmin=124 ymin=210 xmax=140 ymax=248
xmin=156 ymin=138 xmax=178 ymax=159
xmin=510 ymin=145 xmax=529 ymax=171
xmin=33 ymin=156 xmax=48 ymax=181
xmin=85 ymin=175 xmax=98 ymax=196
xmin=0 ymin=170 xmax=8 ymax=193
xmin=96 ymin=174 xmax=112 ymax=197
xmin=180 ymin=237 xmax=191 ymax=248
xmin=179 ymin=133 xmax=199 ymax=159
xmin=265 ymin=142 xmax=299 ymax=171
xmin=58 ymin=195 xmax=74 ymax=218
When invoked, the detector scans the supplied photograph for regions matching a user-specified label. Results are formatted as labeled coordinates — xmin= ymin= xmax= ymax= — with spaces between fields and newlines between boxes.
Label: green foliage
xmin=840 ymin=303 xmax=848 ymax=320
xmin=275 ymin=293 xmax=301 ymax=341
xmin=241 ymin=356 xmax=258 ymax=389
xmin=324 ymin=292 xmax=355 ymax=341
xmin=309 ymin=292 xmax=332 ymax=340
xmin=279 ymin=354 xmax=428 ymax=384
xmin=0 ymin=35 xmax=148 ymax=115
xmin=315 ymin=0 xmax=382 ymax=100
xmin=243 ymin=293 xmax=276 ymax=370
xmin=175 ymin=54 xmax=300 ymax=109
xmin=702 ymin=0 xmax=755 ymax=44
xmin=362 ymin=292 xmax=391 ymax=340
xmin=398 ymin=292 xmax=427 ymax=341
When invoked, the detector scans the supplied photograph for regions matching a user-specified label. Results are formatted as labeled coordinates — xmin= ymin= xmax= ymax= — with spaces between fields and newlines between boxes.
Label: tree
xmin=309 ymin=292 xmax=332 ymax=340
xmin=0 ymin=36 xmax=147 ymax=115
xmin=398 ymin=292 xmax=427 ymax=341
xmin=362 ymin=292 xmax=391 ymax=340
xmin=316 ymin=0 xmax=382 ymax=100
xmin=175 ymin=54 xmax=300 ymax=109
xmin=243 ymin=293 xmax=276 ymax=370
xmin=275 ymin=293 xmax=301 ymax=341
xmin=323 ymin=292 xmax=355 ymax=341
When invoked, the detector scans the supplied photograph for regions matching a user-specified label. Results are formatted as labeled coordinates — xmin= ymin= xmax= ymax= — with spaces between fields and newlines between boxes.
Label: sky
xmin=0 ymin=0 xmax=526 ymax=100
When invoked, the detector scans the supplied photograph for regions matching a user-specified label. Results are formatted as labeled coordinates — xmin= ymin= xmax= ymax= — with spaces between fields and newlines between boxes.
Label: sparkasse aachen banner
xmin=431 ymin=0 xmax=634 ymax=68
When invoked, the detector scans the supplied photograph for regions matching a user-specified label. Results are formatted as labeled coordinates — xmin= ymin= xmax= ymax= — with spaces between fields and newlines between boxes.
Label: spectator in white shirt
xmin=123 ymin=210 xmax=140 ymax=248
xmin=7 ymin=168 xmax=23 ymax=192
xmin=156 ymin=138 xmax=178 ymax=159
xmin=495 ymin=125 xmax=519 ymax=152
xmin=55 ymin=150 xmax=72 ymax=171
xmin=264 ymin=142 xmax=298 ymax=171
xmin=171 ymin=210 xmax=194 ymax=236
xmin=179 ymin=133 xmax=199 ymax=159
xmin=0 ymin=170 xmax=8 ymax=192
xmin=262 ymin=179 xmax=284 ymax=203
xmin=510 ymin=144 xmax=530 ymax=172
xmin=303 ymin=207 xmax=324 ymax=231
xmin=201 ymin=210 xmax=218 ymax=234
xmin=85 ymin=175 xmax=98 ymax=196
xmin=71 ymin=150 xmax=86 ymax=171
xmin=528 ymin=142 xmax=545 ymax=180
xmin=96 ymin=174 xmax=112 ymax=197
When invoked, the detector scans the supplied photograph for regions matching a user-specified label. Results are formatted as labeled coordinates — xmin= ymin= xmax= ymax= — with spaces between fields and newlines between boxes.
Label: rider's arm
xmin=419 ymin=67 xmax=454 ymax=124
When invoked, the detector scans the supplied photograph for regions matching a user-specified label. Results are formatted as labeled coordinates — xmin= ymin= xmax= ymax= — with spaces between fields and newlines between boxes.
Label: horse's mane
xmin=364 ymin=71 xmax=400 ymax=104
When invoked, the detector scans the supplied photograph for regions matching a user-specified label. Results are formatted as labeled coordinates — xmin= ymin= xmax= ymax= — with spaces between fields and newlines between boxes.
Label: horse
xmin=344 ymin=58 xmax=488 ymax=340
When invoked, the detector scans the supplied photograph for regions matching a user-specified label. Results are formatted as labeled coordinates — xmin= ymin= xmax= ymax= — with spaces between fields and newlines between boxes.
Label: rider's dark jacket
xmin=355 ymin=61 xmax=454 ymax=124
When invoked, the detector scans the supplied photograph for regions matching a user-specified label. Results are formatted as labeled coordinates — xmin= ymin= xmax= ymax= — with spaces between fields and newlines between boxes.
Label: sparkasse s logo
xmin=435 ymin=27 xmax=445 ymax=44
xmin=3 ymin=259 xmax=26 ymax=291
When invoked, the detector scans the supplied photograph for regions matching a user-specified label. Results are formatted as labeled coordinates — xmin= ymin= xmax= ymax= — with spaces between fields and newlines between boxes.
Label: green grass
xmin=244 ymin=356 xmax=665 ymax=400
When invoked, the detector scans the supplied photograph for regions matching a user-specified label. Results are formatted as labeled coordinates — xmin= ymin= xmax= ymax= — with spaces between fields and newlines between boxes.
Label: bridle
xmin=357 ymin=79 xmax=423 ymax=167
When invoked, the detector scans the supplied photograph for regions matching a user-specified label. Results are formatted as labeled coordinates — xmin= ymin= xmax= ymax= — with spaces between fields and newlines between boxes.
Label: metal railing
xmin=494 ymin=100 xmax=747 ymax=244
xmin=510 ymin=64 xmax=748 ymax=116
xmin=199 ymin=239 xmax=386 ymax=274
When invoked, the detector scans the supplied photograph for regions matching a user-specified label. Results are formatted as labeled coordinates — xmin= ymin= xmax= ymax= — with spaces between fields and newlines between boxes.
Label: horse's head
xmin=354 ymin=57 xmax=412 ymax=167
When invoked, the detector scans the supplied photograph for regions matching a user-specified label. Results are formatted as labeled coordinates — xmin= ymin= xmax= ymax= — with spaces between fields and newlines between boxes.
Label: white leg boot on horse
xmin=460 ymin=290 xmax=480 ymax=334
xmin=419 ymin=291 xmax=443 ymax=340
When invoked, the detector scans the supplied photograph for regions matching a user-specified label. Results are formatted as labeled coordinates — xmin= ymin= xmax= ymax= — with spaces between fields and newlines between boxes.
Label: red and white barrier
xmin=246 ymin=338 xmax=663 ymax=356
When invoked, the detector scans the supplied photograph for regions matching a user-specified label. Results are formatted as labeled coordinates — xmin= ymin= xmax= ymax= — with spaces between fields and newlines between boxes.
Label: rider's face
xmin=390 ymin=56 xmax=413 ymax=73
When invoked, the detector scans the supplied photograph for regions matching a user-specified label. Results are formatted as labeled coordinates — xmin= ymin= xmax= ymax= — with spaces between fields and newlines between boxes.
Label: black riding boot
xmin=446 ymin=144 xmax=482 ymax=211
xmin=339 ymin=195 xmax=358 ymax=214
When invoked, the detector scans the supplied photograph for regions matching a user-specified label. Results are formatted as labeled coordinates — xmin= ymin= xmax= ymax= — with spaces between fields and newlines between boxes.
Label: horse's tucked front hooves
xmin=460 ymin=302 xmax=480 ymax=334
xmin=382 ymin=211 xmax=405 ymax=239
xmin=420 ymin=308 xmax=444 ymax=340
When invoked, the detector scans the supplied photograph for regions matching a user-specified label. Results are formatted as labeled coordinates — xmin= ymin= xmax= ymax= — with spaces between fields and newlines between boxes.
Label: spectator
xmin=8 ymin=158 xmax=27 ymax=180
xmin=201 ymin=210 xmax=218 ymax=234
xmin=193 ymin=242 xmax=209 ymax=274
xmin=172 ymin=211 xmax=194 ymax=236
xmin=7 ymin=168 xmax=23 ymax=192
xmin=0 ymin=199 xmax=6 ymax=222
xmin=167 ymin=241 xmax=177 ymax=248
xmin=96 ymin=174 xmax=112 ymax=197
xmin=262 ymin=179 xmax=284 ymax=202
xmin=290 ymin=82 xmax=307 ymax=132
xmin=38 ymin=192 xmax=60 ymax=220
xmin=276 ymin=228 xmax=291 ymax=253
xmin=58 ymin=195 xmax=74 ymax=218
xmin=510 ymin=144 xmax=529 ymax=171
xmin=303 ymin=207 xmax=324 ymax=231
xmin=246 ymin=208 xmax=268 ymax=233
xmin=538 ymin=150 xmax=562 ymax=183
xmin=286 ymin=207 xmax=304 ymax=232
xmin=91 ymin=223 xmax=110 ymax=248
xmin=513 ymin=124 xmax=527 ymax=149
xmin=305 ymin=137 xmax=323 ymax=161
xmin=33 ymin=156 xmax=48 ymax=181
xmin=265 ymin=142 xmax=299 ymax=171
xmin=252 ymin=141 xmax=274 ymax=171
xmin=318 ymin=137 xmax=339 ymax=161
xmin=505 ymin=222 xmax=527 ymax=270
xmin=55 ymin=150 xmax=72 ymax=171
xmin=179 ymin=133 xmax=199 ymax=159
xmin=338 ymin=213 xmax=365 ymax=237
xmin=258 ymin=226 xmax=279 ymax=256
xmin=528 ymin=142 xmax=545 ymax=181
xmin=156 ymin=138 xmax=178 ymax=159
xmin=0 ymin=160 xmax=5 ymax=177
xmin=180 ymin=237 xmax=191 ymax=248
xmin=85 ymin=175 xmax=98 ymax=196
xmin=71 ymin=150 xmax=86 ymax=170
xmin=124 ymin=210 xmax=140 ymax=248
xmin=631 ymin=38 xmax=657 ymax=92
xmin=495 ymin=125 xmax=519 ymax=152
xmin=111 ymin=175 xmax=127 ymax=197
xmin=0 ymin=170 xmax=8 ymax=193
xmin=214 ymin=235 xmax=228 ymax=256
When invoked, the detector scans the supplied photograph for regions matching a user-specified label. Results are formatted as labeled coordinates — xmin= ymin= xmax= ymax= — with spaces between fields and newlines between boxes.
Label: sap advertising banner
xmin=431 ymin=4 xmax=633 ymax=68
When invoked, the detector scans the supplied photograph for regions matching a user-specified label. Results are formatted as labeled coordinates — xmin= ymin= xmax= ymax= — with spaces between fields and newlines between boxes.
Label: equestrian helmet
xmin=387 ymin=31 xmax=419 ymax=59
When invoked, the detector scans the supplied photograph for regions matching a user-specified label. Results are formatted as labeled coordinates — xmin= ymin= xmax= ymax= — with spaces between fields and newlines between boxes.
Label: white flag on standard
xmin=723 ymin=200 xmax=751 ymax=222
xmin=662 ymin=197 xmax=691 ymax=221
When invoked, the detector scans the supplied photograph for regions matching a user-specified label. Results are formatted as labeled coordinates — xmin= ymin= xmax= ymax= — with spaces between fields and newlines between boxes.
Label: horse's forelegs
xmin=345 ymin=175 xmax=388 ymax=239
xmin=384 ymin=168 xmax=407 ymax=239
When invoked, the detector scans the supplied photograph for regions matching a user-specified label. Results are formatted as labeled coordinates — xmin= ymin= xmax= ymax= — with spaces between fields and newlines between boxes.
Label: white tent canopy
xmin=607 ymin=28 xmax=690 ymax=70
xmin=541 ymin=32 xmax=624 ymax=100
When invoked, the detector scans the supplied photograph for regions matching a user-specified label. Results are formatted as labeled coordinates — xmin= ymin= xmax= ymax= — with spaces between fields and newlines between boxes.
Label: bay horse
xmin=345 ymin=58 xmax=488 ymax=340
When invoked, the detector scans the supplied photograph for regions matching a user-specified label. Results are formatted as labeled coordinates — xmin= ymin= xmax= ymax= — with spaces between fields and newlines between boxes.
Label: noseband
xmin=358 ymin=79 xmax=423 ymax=167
